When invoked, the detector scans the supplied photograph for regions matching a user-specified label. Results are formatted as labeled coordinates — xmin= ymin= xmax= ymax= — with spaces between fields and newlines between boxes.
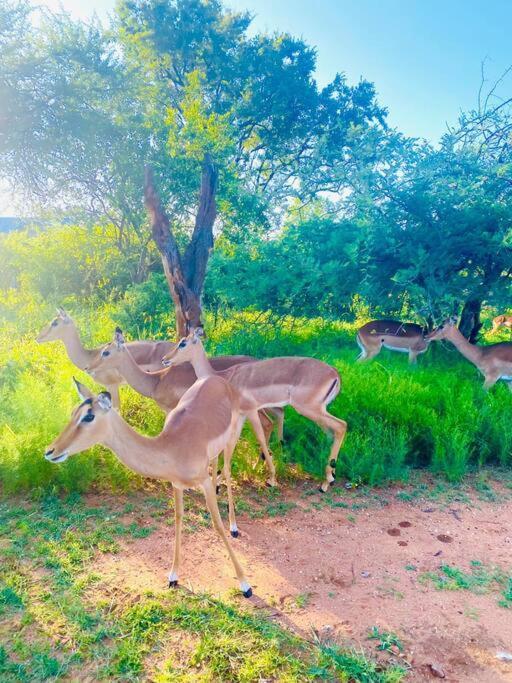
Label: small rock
xmin=437 ymin=534 xmax=453 ymax=543
xmin=361 ymin=571 xmax=371 ymax=578
xmin=428 ymin=662 xmax=446 ymax=678
xmin=398 ymin=521 xmax=412 ymax=528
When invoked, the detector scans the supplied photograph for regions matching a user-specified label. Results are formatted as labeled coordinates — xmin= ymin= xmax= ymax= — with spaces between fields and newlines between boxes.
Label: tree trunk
xmin=144 ymin=167 xmax=202 ymax=338
xmin=144 ymin=156 xmax=218 ymax=339
xmin=459 ymin=299 xmax=482 ymax=343
xmin=183 ymin=154 xmax=218 ymax=297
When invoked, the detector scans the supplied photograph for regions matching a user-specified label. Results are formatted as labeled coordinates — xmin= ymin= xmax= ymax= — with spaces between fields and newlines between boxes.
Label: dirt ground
xmin=93 ymin=485 xmax=512 ymax=682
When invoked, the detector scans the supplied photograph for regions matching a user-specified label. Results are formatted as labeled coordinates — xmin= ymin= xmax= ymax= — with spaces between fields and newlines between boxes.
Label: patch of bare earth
xmin=92 ymin=487 xmax=512 ymax=682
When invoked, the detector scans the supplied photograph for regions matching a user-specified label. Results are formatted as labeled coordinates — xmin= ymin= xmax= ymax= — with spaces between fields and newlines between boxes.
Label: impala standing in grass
xmin=426 ymin=317 xmax=512 ymax=390
xmin=36 ymin=308 xmax=175 ymax=408
xmin=356 ymin=319 xmax=431 ymax=364
xmin=44 ymin=378 xmax=253 ymax=597
xmin=86 ymin=328 xmax=285 ymax=484
xmin=162 ymin=328 xmax=347 ymax=493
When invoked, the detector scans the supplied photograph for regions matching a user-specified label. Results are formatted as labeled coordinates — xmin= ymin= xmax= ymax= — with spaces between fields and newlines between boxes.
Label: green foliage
xmin=420 ymin=561 xmax=512 ymax=608
xmin=0 ymin=223 xmax=148 ymax=306
xmin=367 ymin=626 xmax=404 ymax=653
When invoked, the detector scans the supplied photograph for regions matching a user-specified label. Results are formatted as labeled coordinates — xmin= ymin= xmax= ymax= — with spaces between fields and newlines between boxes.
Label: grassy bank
xmin=1 ymin=307 xmax=511 ymax=494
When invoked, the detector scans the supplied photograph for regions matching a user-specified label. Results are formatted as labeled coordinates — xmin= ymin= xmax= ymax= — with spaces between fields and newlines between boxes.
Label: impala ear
xmin=192 ymin=327 xmax=205 ymax=343
xmin=114 ymin=327 xmax=125 ymax=348
xmin=57 ymin=307 xmax=70 ymax=322
xmin=73 ymin=377 xmax=94 ymax=401
xmin=97 ymin=391 xmax=112 ymax=412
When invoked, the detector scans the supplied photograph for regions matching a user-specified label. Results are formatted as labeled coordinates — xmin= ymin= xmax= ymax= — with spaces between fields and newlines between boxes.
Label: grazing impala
xmin=426 ymin=317 xmax=512 ymax=390
xmin=491 ymin=314 xmax=512 ymax=335
xmin=162 ymin=328 xmax=347 ymax=493
xmin=86 ymin=329 xmax=285 ymax=484
xmin=44 ymin=378 xmax=253 ymax=597
xmin=356 ymin=319 xmax=430 ymax=364
xmin=36 ymin=308 xmax=174 ymax=408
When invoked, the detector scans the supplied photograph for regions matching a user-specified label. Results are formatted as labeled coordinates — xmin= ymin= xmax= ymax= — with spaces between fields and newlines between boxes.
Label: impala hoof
xmin=168 ymin=580 xmax=178 ymax=588
xmin=231 ymin=529 xmax=239 ymax=538
xmin=260 ymin=452 xmax=266 ymax=461
xmin=216 ymin=485 xmax=220 ymax=495
xmin=243 ymin=587 xmax=253 ymax=598
xmin=329 ymin=479 xmax=336 ymax=486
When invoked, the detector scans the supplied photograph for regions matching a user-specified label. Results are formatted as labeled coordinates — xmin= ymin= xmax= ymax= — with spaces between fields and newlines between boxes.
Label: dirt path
xmin=93 ymin=487 xmax=512 ymax=682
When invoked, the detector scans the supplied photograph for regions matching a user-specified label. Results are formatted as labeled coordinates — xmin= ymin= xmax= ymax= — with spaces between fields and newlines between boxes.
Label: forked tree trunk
xmin=459 ymin=299 xmax=482 ymax=343
xmin=144 ymin=156 xmax=218 ymax=339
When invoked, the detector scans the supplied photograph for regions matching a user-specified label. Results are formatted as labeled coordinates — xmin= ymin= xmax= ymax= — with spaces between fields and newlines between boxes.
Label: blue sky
xmin=2 ymin=0 xmax=510 ymax=213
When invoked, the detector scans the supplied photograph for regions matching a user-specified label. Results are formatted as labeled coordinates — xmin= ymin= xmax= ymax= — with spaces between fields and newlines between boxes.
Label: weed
xmin=368 ymin=626 xmax=404 ymax=653
xmin=420 ymin=561 xmax=512 ymax=608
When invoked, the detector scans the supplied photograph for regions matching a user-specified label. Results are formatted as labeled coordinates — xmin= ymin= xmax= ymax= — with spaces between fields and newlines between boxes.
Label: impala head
xmin=161 ymin=327 xmax=205 ymax=367
xmin=87 ymin=327 xmax=126 ymax=376
xmin=44 ymin=379 xmax=113 ymax=464
xmin=425 ymin=316 xmax=458 ymax=341
xmin=36 ymin=307 xmax=73 ymax=343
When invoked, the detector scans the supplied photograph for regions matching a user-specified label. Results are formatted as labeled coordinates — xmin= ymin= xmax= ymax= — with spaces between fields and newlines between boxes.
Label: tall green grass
xmin=1 ymin=307 xmax=511 ymax=493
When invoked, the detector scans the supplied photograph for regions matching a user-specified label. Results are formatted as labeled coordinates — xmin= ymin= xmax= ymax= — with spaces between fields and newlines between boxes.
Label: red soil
xmin=93 ymin=486 xmax=512 ymax=682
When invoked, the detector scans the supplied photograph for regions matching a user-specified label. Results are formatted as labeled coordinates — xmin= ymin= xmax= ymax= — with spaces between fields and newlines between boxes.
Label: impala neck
xmin=60 ymin=323 xmax=95 ymax=369
xmin=447 ymin=327 xmax=483 ymax=366
xmin=117 ymin=348 xmax=160 ymax=398
xmin=191 ymin=343 xmax=216 ymax=379
xmin=102 ymin=411 xmax=170 ymax=479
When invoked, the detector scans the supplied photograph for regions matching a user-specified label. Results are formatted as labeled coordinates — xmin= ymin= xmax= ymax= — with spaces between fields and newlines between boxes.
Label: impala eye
xmin=178 ymin=340 xmax=187 ymax=348
xmin=51 ymin=320 xmax=58 ymax=327
xmin=81 ymin=412 xmax=95 ymax=423
xmin=102 ymin=350 xmax=110 ymax=357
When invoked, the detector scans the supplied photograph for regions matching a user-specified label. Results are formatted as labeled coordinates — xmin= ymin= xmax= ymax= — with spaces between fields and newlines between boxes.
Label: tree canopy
xmin=0 ymin=0 xmax=510 ymax=337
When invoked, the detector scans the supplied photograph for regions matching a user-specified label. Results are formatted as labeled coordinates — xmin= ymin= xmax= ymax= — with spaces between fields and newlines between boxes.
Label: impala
xmin=426 ymin=317 xmax=512 ymax=390
xmin=491 ymin=314 xmax=512 ymax=335
xmin=36 ymin=308 xmax=174 ymax=408
xmin=86 ymin=328 xmax=284 ymax=486
xmin=162 ymin=328 xmax=347 ymax=493
xmin=356 ymin=319 xmax=430 ymax=364
xmin=44 ymin=378 xmax=253 ymax=597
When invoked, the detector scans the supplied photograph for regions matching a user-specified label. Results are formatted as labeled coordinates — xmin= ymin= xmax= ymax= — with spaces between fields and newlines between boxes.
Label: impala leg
xmin=247 ymin=411 xmax=277 ymax=487
xmin=223 ymin=416 xmax=245 ymax=538
xmin=359 ymin=345 xmax=381 ymax=362
xmin=201 ymin=479 xmax=252 ymax=597
xmin=268 ymin=407 xmax=285 ymax=442
xmin=483 ymin=373 xmax=499 ymax=391
xmin=169 ymin=486 xmax=183 ymax=587
xmin=408 ymin=349 xmax=418 ymax=364
xmin=211 ymin=456 xmax=220 ymax=494
xmin=294 ymin=405 xmax=347 ymax=493
xmin=258 ymin=409 xmax=274 ymax=457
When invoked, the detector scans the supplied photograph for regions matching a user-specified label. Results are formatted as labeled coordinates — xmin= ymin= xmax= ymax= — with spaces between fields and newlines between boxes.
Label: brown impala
xmin=36 ymin=308 xmax=175 ymax=408
xmin=356 ymin=319 xmax=430 ymax=364
xmin=162 ymin=328 xmax=347 ymax=493
xmin=426 ymin=317 xmax=512 ymax=391
xmin=45 ymin=378 xmax=253 ymax=597
xmin=86 ymin=328 xmax=284 ymax=488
